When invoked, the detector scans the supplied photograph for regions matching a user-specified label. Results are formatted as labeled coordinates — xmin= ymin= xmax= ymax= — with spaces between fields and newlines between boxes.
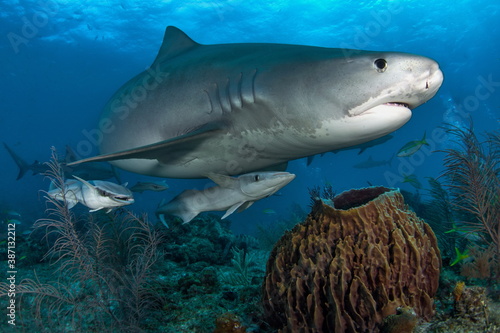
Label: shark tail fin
xmin=3 ymin=143 xmax=30 ymax=180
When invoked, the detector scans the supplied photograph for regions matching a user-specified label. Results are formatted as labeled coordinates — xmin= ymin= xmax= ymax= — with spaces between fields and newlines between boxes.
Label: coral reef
xmin=453 ymin=281 xmax=466 ymax=302
xmin=0 ymin=149 xmax=164 ymax=332
xmin=262 ymin=187 xmax=441 ymax=332
xmin=427 ymin=281 xmax=500 ymax=332
xmin=453 ymin=284 xmax=489 ymax=322
xmin=214 ymin=313 xmax=247 ymax=333
xmin=381 ymin=306 xmax=418 ymax=333
xmin=159 ymin=214 xmax=238 ymax=266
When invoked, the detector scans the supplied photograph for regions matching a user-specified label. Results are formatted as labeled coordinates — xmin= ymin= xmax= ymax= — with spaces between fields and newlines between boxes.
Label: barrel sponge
xmin=262 ymin=187 xmax=441 ymax=333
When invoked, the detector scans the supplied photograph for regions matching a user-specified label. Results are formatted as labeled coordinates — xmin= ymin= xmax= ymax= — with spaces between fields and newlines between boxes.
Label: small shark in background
xmin=3 ymin=143 xmax=120 ymax=181
xmin=353 ymin=156 xmax=393 ymax=169
xmin=396 ymin=132 xmax=429 ymax=157
xmin=130 ymin=180 xmax=169 ymax=193
xmin=156 ymin=171 xmax=295 ymax=226
xmin=306 ymin=135 xmax=393 ymax=165
xmin=48 ymin=176 xmax=134 ymax=212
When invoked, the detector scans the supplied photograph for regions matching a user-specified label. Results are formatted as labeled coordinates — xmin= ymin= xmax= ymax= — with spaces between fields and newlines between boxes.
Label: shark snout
xmin=425 ymin=62 xmax=444 ymax=95
xmin=272 ymin=171 xmax=296 ymax=178
xmin=272 ymin=172 xmax=296 ymax=184
xmin=409 ymin=60 xmax=443 ymax=109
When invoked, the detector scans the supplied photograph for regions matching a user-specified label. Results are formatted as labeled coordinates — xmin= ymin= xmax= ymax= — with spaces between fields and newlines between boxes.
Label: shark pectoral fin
xmin=236 ymin=201 xmax=254 ymax=213
xmin=206 ymin=173 xmax=237 ymax=188
xmin=67 ymin=123 xmax=222 ymax=166
xmin=222 ymin=201 xmax=246 ymax=219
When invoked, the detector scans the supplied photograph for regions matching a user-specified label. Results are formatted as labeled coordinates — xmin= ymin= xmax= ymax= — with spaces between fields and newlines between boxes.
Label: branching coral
xmin=441 ymin=125 xmax=500 ymax=280
xmin=0 ymin=148 xmax=164 ymax=331
xmin=220 ymin=247 xmax=255 ymax=286
xmin=422 ymin=177 xmax=458 ymax=259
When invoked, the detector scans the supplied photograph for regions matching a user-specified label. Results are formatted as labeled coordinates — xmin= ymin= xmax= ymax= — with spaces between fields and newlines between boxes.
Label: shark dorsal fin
xmin=206 ymin=172 xmax=237 ymax=188
xmin=153 ymin=26 xmax=199 ymax=64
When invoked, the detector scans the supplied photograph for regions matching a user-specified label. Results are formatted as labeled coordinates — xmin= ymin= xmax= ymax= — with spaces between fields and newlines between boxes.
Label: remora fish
xmin=48 ymin=176 xmax=134 ymax=212
xmin=69 ymin=26 xmax=443 ymax=178
xmin=156 ymin=171 xmax=295 ymax=225
xmin=130 ymin=180 xmax=169 ymax=193
xmin=396 ymin=132 xmax=429 ymax=157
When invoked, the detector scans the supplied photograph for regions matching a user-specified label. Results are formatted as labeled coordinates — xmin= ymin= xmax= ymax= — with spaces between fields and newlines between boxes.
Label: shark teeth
xmin=383 ymin=102 xmax=410 ymax=108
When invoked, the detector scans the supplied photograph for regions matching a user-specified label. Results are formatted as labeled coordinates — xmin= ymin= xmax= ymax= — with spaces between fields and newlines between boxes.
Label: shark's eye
xmin=374 ymin=58 xmax=387 ymax=73
xmin=254 ymin=175 xmax=260 ymax=181
xmin=97 ymin=188 xmax=109 ymax=196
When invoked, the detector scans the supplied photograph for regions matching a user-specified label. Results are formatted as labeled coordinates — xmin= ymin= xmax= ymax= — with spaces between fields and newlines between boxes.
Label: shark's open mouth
xmin=349 ymin=100 xmax=413 ymax=117
xmin=383 ymin=102 xmax=410 ymax=108
xmin=113 ymin=195 xmax=134 ymax=202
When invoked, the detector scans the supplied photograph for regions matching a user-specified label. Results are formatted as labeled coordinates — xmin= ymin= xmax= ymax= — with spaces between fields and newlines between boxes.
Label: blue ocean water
xmin=0 ymin=0 xmax=499 ymax=331
xmin=0 ymin=1 xmax=499 ymax=230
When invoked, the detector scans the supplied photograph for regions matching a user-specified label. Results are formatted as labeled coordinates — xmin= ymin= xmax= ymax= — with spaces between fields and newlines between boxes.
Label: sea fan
xmin=441 ymin=125 xmax=500 ymax=279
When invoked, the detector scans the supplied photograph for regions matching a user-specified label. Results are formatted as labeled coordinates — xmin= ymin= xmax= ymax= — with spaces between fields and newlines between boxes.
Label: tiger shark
xmin=70 ymin=26 xmax=443 ymax=178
